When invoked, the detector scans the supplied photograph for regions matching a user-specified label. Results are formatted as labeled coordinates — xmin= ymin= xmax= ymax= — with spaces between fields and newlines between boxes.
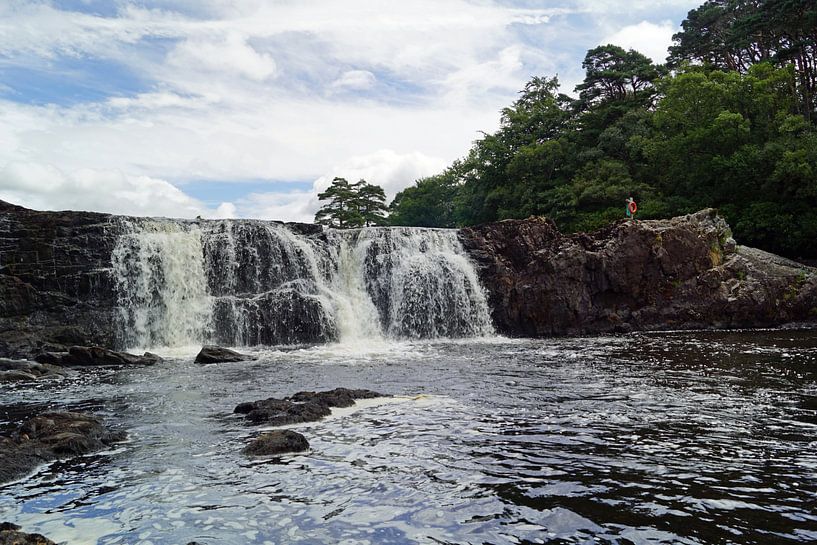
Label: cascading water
xmin=112 ymin=220 xmax=212 ymax=349
xmin=112 ymin=219 xmax=493 ymax=349
xmin=335 ymin=228 xmax=494 ymax=339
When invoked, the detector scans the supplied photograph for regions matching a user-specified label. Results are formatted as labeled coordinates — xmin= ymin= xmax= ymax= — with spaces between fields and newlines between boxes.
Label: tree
xmin=575 ymin=45 xmax=663 ymax=108
xmin=353 ymin=180 xmax=389 ymax=226
xmin=314 ymin=177 xmax=389 ymax=228
xmin=390 ymin=170 xmax=459 ymax=227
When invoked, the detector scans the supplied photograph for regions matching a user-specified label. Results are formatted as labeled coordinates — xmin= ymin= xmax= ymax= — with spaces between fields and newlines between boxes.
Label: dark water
xmin=1 ymin=330 xmax=816 ymax=544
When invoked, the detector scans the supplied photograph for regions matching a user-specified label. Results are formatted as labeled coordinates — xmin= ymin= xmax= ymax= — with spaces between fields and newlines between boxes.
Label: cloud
xmin=330 ymin=70 xmax=376 ymax=91
xmin=167 ymin=33 xmax=277 ymax=81
xmin=238 ymin=149 xmax=447 ymax=222
xmin=0 ymin=161 xmax=231 ymax=219
xmin=601 ymin=20 xmax=677 ymax=63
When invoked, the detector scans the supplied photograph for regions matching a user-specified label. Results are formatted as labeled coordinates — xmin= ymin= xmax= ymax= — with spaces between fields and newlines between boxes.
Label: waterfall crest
xmin=112 ymin=220 xmax=493 ymax=349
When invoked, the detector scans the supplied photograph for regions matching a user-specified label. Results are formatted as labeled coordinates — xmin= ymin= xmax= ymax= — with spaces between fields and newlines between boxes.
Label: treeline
xmin=388 ymin=0 xmax=817 ymax=258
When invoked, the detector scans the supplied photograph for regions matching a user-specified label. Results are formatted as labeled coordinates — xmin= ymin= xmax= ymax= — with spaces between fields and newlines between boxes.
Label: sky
xmin=0 ymin=0 xmax=702 ymax=222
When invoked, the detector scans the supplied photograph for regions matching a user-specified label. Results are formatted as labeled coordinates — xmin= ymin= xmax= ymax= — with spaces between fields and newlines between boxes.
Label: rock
xmin=242 ymin=430 xmax=309 ymax=456
xmin=0 ymin=358 xmax=66 ymax=383
xmin=0 ymin=522 xmax=57 ymax=545
xmin=0 ymin=370 xmax=38 ymax=383
xmin=235 ymin=388 xmax=386 ymax=426
xmin=0 ymin=412 xmax=126 ymax=484
xmin=289 ymin=388 xmax=384 ymax=408
xmin=195 ymin=345 xmax=254 ymax=364
xmin=58 ymin=346 xmax=162 ymax=367
xmin=460 ymin=209 xmax=817 ymax=336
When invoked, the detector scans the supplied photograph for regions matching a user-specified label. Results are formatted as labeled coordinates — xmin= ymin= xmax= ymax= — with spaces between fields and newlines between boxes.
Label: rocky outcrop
xmin=0 ymin=200 xmax=122 ymax=358
xmin=459 ymin=209 xmax=817 ymax=336
xmin=0 ymin=412 xmax=126 ymax=484
xmin=243 ymin=430 xmax=309 ymax=456
xmin=235 ymin=388 xmax=385 ymax=426
xmin=195 ymin=345 xmax=254 ymax=364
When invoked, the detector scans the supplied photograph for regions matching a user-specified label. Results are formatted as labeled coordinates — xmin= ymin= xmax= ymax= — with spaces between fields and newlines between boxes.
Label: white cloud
xmin=167 ymin=33 xmax=277 ymax=81
xmin=239 ymin=149 xmax=447 ymax=223
xmin=601 ymin=20 xmax=677 ymax=63
xmin=330 ymin=70 xmax=377 ymax=91
xmin=0 ymin=161 xmax=230 ymax=219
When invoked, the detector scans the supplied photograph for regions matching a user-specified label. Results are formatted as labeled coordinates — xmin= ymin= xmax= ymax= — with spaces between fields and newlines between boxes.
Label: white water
xmin=112 ymin=221 xmax=212 ymax=349
xmin=112 ymin=220 xmax=494 ymax=350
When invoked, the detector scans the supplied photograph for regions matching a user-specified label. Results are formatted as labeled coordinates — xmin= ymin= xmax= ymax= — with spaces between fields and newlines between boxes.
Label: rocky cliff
xmin=1 ymin=201 xmax=815 ymax=357
xmin=459 ymin=209 xmax=817 ymax=336
xmin=0 ymin=200 xmax=121 ymax=357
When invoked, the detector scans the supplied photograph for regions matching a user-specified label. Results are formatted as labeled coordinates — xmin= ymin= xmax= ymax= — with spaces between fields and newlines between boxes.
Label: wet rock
xmin=460 ymin=209 xmax=817 ymax=336
xmin=49 ymin=346 xmax=162 ymax=367
xmin=0 ymin=358 xmax=66 ymax=383
xmin=235 ymin=388 xmax=386 ymax=426
xmin=0 ymin=412 xmax=126 ymax=484
xmin=0 ymin=522 xmax=57 ymax=545
xmin=195 ymin=345 xmax=254 ymax=364
xmin=290 ymin=388 xmax=385 ymax=408
xmin=242 ymin=430 xmax=309 ymax=456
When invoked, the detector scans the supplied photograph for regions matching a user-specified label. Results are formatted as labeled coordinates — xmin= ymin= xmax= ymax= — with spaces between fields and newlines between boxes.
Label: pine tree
xmin=315 ymin=177 xmax=389 ymax=228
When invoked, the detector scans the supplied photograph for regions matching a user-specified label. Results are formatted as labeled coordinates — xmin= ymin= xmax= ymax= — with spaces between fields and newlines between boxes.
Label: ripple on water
xmin=1 ymin=331 xmax=816 ymax=544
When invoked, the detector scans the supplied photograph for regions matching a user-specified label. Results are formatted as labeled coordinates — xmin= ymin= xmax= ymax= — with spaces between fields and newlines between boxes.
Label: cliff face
xmin=1 ymin=201 xmax=815 ymax=358
xmin=459 ymin=209 xmax=817 ymax=336
xmin=0 ymin=201 xmax=122 ymax=357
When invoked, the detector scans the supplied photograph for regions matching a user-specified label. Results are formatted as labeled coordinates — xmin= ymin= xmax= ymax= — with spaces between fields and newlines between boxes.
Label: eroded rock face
xmin=0 ymin=201 xmax=122 ymax=358
xmin=0 ymin=412 xmax=126 ymax=484
xmin=460 ymin=209 xmax=817 ymax=336
xmin=235 ymin=388 xmax=386 ymax=426
xmin=242 ymin=430 xmax=309 ymax=456
xmin=195 ymin=346 xmax=254 ymax=364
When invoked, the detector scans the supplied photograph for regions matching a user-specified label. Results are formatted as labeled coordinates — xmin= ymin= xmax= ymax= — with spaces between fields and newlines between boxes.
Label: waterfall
xmin=112 ymin=221 xmax=212 ymax=349
xmin=112 ymin=219 xmax=493 ymax=349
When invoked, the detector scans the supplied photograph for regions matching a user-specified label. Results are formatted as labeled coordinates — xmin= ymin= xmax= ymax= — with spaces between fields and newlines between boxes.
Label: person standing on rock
xmin=625 ymin=197 xmax=637 ymax=221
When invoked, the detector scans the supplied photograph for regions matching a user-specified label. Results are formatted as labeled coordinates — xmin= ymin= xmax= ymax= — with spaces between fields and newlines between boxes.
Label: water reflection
xmin=0 ymin=330 xmax=816 ymax=544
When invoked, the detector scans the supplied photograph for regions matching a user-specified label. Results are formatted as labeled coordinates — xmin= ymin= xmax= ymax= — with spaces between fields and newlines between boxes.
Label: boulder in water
xmin=43 ymin=346 xmax=162 ymax=367
xmin=234 ymin=388 xmax=387 ymax=426
xmin=0 ymin=412 xmax=126 ymax=484
xmin=243 ymin=430 xmax=309 ymax=456
xmin=0 ymin=358 xmax=67 ymax=383
xmin=195 ymin=345 xmax=254 ymax=364
xmin=0 ymin=522 xmax=57 ymax=545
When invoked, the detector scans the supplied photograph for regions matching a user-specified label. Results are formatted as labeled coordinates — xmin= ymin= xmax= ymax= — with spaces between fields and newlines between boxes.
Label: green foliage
xmin=389 ymin=169 xmax=459 ymax=228
xmin=669 ymin=0 xmax=817 ymax=119
xmin=387 ymin=0 xmax=817 ymax=259
xmin=315 ymin=177 xmax=389 ymax=228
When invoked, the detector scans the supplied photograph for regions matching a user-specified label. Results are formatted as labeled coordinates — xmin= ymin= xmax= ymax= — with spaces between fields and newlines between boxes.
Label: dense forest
xmin=388 ymin=0 xmax=817 ymax=259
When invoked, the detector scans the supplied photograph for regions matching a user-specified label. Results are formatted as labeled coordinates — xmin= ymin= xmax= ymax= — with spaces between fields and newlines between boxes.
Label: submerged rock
xmin=0 ymin=412 xmax=126 ymax=484
xmin=242 ymin=430 xmax=309 ymax=456
xmin=195 ymin=345 xmax=255 ymax=364
xmin=0 ymin=522 xmax=57 ymax=545
xmin=0 ymin=358 xmax=66 ymax=383
xmin=235 ymin=388 xmax=386 ymax=426
xmin=32 ymin=346 xmax=162 ymax=367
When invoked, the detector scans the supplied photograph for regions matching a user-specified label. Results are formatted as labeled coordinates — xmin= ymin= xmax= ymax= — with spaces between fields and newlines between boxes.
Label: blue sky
xmin=0 ymin=0 xmax=701 ymax=221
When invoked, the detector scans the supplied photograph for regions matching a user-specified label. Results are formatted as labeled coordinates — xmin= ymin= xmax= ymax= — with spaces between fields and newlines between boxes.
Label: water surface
xmin=1 ymin=330 xmax=816 ymax=544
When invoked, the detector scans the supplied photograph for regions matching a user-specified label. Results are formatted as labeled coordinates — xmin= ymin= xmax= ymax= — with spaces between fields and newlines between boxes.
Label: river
xmin=2 ymin=329 xmax=816 ymax=544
